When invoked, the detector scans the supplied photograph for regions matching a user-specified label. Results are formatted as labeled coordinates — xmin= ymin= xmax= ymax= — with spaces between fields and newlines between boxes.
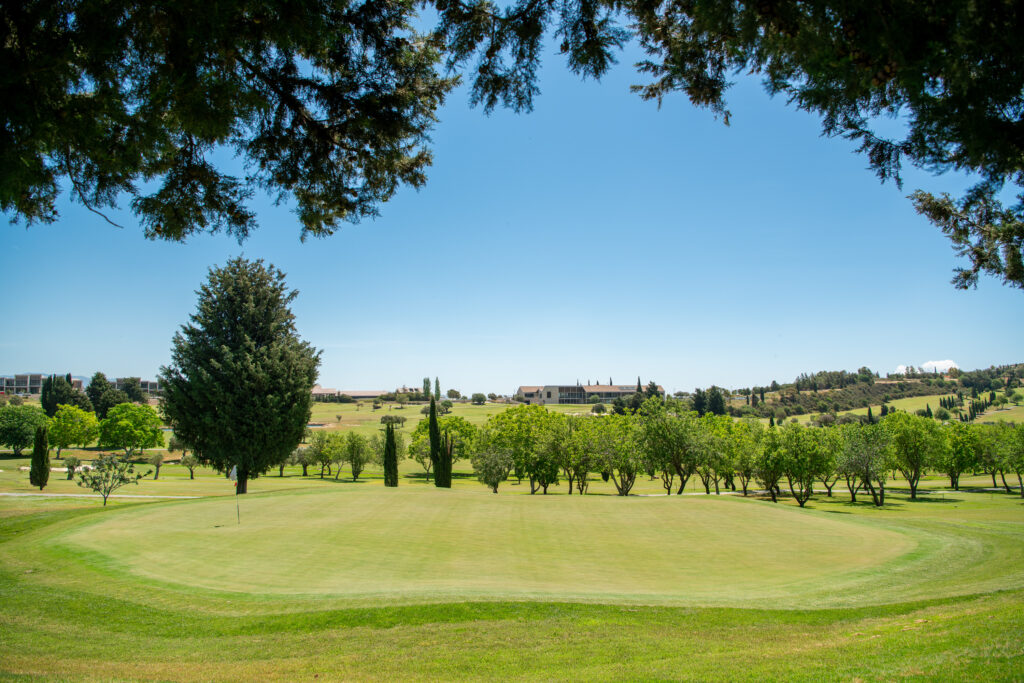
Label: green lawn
xmin=1 ymin=473 xmax=1022 ymax=680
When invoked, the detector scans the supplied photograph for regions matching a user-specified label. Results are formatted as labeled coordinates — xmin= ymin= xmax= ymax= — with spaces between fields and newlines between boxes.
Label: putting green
xmin=53 ymin=487 xmax=929 ymax=605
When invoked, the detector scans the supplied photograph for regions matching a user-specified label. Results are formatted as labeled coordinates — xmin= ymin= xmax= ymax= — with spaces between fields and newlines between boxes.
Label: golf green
xmin=53 ymin=487 xmax=924 ymax=605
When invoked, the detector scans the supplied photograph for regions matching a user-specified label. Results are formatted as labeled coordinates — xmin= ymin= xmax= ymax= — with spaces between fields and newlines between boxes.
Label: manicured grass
xmin=1 ymin=483 xmax=1023 ymax=680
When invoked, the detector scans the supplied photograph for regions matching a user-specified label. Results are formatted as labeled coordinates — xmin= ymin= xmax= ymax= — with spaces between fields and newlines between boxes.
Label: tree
xmin=423 ymin=378 xmax=431 ymax=399
xmin=148 ymin=452 xmax=164 ymax=480
xmin=691 ymin=388 xmax=707 ymax=417
xmin=778 ymin=423 xmax=825 ymax=507
xmin=86 ymin=373 xmax=113 ymax=412
xmin=595 ymin=414 xmax=641 ymax=496
xmin=428 ymin=396 xmax=441 ymax=483
xmin=838 ymin=423 xmax=892 ymax=507
xmin=472 ymin=443 xmax=513 ymax=494
xmin=706 ymin=386 xmax=726 ymax=416
xmin=180 ymin=454 xmax=200 ymax=480
xmin=638 ymin=400 xmax=703 ymax=495
xmin=4 ymin=1 xmax=455 ymax=243
xmin=41 ymin=374 xmax=91 ymax=416
xmin=383 ymin=423 xmax=399 ymax=487
xmin=48 ymin=404 xmax=100 ymax=458
xmin=63 ymin=455 xmax=80 ymax=480
xmin=29 ymin=425 xmax=50 ymax=490
xmin=731 ymin=419 xmax=764 ymax=496
xmin=940 ymin=422 xmax=978 ymax=491
xmin=76 ymin=454 xmax=150 ymax=506
xmin=99 ymin=403 xmax=163 ymax=458
xmin=1006 ymin=424 xmax=1024 ymax=499
xmin=434 ymin=378 xmax=441 ymax=402
xmin=485 ymin=404 xmax=551 ymax=492
xmin=884 ymin=412 xmax=944 ymax=500
xmin=471 ymin=393 xmax=486 ymax=405
xmin=94 ymin=388 xmax=131 ymax=420
xmin=160 ymin=258 xmax=320 ymax=494
xmin=344 ymin=432 xmax=370 ymax=481
xmin=591 ymin=403 xmax=606 ymax=414
xmin=446 ymin=389 xmax=461 ymax=400
xmin=119 ymin=377 xmax=145 ymax=403
xmin=307 ymin=431 xmax=335 ymax=478
xmin=756 ymin=427 xmax=786 ymax=502
xmin=0 ymin=404 xmax=48 ymax=456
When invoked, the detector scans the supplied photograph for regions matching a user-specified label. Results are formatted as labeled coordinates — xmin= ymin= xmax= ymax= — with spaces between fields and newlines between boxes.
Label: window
xmin=547 ymin=391 xmax=551 ymax=398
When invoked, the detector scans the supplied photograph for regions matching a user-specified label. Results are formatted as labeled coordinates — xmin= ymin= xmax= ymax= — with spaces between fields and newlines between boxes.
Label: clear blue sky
xmin=3 ymin=41 xmax=1021 ymax=396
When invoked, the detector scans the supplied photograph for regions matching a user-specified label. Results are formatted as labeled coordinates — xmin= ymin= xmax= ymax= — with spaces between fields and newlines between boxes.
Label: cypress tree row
xmin=428 ymin=396 xmax=441 ymax=483
xmin=29 ymin=425 xmax=50 ymax=491
xmin=383 ymin=422 xmax=399 ymax=487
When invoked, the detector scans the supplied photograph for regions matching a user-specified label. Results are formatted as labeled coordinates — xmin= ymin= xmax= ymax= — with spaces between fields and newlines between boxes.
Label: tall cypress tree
xmin=433 ymin=377 xmax=440 ymax=401
xmin=29 ymin=425 xmax=50 ymax=491
xmin=428 ymin=396 xmax=441 ymax=480
xmin=867 ymin=406 xmax=874 ymax=424
xmin=436 ymin=430 xmax=453 ymax=488
xmin=383 ymin=422 xmax=398 ymax=487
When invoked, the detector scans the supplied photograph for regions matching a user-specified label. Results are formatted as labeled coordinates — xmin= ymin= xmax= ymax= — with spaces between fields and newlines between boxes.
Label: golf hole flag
xmin=230 ymin=465 xmax=237 ymax=487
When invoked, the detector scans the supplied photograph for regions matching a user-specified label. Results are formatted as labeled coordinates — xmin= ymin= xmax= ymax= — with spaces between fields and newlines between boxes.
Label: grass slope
xmin=1 ymin=485 xmax=1023 ymax=680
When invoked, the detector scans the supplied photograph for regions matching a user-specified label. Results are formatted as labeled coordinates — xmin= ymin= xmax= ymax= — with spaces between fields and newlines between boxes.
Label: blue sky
xmin=3 ymin=41 xmax=1021 ymax=396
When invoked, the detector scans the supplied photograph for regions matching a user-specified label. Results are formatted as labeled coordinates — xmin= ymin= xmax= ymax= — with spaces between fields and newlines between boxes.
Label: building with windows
xmin=514 ymin=383 xmax=664 ymax=405
xmin=1 ymin=374 xmax=84 ymax=395
xmin=311 ymin=386 xmax=385 ymax=400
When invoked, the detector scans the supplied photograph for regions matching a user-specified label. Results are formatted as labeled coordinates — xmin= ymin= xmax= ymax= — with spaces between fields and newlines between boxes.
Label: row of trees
xmin=388 ymin=400 xmax=1024 ymax=503
xmin=0 ymin=402 xmax=163 ymax=458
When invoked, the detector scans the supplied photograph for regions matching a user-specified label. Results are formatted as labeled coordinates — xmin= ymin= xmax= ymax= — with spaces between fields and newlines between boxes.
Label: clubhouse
xmin=515 ymin=382 xmax=664 ymax=405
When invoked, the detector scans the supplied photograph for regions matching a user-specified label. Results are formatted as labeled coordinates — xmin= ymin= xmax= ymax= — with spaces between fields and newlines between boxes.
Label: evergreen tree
xmin=428 ymin=396 xmax=441 ymax=479
xmin=880 ymin=403 xmax=889 ymax=417
xmin=636 ymin=377 xmax=642 ymax=393
xmin=29 ymin=425 xmax=50 ymax=491
xmin=422 ymin=377 xmax=431 ymax=400
xmin=692 ymin=388 xmax=707 ymax=417
xmin=40 ymin=374 xmax=90 ymax=417
xmin=433 ymin=377 xmax=440 ymax=401
xmin=160 ymin=258 xmax=320 ymax=494
xmin=86 ymin=372 xmax=113 ymax=410
xmin=926 ymin=403 xmax=933 ymax=418
xmin=383 ymin=422 xmax=399 ymax=487
xmin=707 ymin=386 xmax=726 ymax=416
xmin=769 ymin=415 xmax=775 ymax=427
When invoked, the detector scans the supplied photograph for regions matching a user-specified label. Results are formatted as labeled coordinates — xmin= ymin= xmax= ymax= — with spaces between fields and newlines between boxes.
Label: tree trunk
xmin=189 ymin=469 xmax=194 ymax=480
xmin=1017 ymin=472 xmax=1023 ymax=498
xmin=991 ymin=471 xmax=998 ymax=487
xmin=236 ymin=472 xmax=249 ymax=494
xmin=1000 ymin=471 xmax=1011 ymax=493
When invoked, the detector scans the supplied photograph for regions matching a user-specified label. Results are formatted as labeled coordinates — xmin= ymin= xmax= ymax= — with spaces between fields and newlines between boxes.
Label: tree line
xmin=402 ymin=399 xmax=1024 ymax=503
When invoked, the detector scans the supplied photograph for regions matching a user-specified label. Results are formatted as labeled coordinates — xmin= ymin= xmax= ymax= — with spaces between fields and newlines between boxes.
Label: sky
xmin=3 ymin=40 xmax=1021 ymax=397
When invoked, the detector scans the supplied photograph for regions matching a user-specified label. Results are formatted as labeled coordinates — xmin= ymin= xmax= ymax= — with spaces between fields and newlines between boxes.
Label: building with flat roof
xmin=311 ymin=386 xmax=385 ymax=400
xmin=514 ymin=383 xmax=664 ymax=405
xmin=1 ymin=374 xmax=84 ymax=395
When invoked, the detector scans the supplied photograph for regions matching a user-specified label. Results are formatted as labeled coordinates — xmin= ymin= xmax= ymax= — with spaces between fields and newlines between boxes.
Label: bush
xmin=591 ymin=403 xmax=606 ymax=414
xmin=471 ymin=393 xmax=486 ymax=405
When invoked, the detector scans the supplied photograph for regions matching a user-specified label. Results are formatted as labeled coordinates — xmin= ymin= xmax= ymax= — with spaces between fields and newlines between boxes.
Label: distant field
xmin=787 ymin=392 xmax=1022 ymax=425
